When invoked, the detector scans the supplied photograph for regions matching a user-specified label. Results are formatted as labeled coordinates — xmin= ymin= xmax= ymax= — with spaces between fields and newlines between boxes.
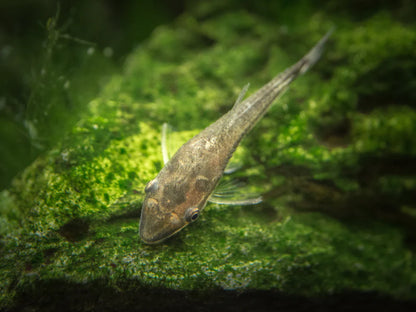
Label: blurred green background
xmin=1 ymin=0 xmax=415 ymax=190
xmin=0 ymin=0 xmax=184 ymax=190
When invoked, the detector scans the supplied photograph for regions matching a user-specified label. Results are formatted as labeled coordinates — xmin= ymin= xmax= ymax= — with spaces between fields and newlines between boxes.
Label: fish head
xmin=139 ymin=174 xmax=211 ymax=244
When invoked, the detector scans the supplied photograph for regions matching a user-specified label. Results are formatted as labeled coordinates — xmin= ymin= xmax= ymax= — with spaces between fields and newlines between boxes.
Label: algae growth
xmin=1 ymin=1 xmax=416 ymax=310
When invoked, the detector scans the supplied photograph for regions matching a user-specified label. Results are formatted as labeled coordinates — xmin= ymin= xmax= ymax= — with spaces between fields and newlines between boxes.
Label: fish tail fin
xmin=298 ymin=27 xmax=334 ymax=75
xmin=225 ymin=29 xmax=333 ymax=134
xmin=264 ymin=28 xmax=334 ymax=96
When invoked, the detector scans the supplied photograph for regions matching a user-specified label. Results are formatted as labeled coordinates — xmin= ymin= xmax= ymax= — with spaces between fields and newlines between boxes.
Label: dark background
xmin=0 ymin=0 xmax=185 ymax=190
xmin=1 ymin=0 xmax=414 ymax=190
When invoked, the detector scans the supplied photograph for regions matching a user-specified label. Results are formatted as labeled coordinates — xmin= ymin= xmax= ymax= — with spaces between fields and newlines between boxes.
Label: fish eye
xmin=145 ymin=179 xmax=158 ymax=193
xmin=185 ymin=207 xmax=200 ymax=223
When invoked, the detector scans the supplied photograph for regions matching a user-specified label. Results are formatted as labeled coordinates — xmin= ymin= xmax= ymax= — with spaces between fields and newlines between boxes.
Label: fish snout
xmin=139 ymin=199 xmax=184 ymax=244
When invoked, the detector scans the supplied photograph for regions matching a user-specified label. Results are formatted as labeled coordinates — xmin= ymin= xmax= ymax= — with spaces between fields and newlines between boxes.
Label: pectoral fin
xmin=161 ymin=123 xmax=173 ymax=165
xmin=209 ymin=178 xmax=262 ymax=205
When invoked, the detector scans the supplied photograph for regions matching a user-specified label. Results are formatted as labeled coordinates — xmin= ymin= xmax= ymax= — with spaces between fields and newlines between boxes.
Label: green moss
xmin=1 ymin=1 xmax=416 ymax=309
xmin=0 ymin=190 xmax=21 ymax=236
xmin=352 ymin=107 xmax=416 ymax=154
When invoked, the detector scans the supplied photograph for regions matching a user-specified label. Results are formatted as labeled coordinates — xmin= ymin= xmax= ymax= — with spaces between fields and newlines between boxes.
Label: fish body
xmin=140 ymin=31 xmax=332 ymax=244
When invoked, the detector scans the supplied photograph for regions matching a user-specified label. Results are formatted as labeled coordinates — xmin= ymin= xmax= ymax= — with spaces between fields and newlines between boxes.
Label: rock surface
xmin=1 ymin=1 xmax=416 ymax=310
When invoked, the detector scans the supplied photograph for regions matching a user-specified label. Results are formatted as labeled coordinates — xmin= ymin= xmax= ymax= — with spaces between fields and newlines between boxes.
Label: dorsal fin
xmin=232 ymin=83 xmax=250 ymax=109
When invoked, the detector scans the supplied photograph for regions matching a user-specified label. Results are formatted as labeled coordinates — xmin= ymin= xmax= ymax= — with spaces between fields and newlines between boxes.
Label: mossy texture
xmin=1 ymin=1 xmax=416 ymax=309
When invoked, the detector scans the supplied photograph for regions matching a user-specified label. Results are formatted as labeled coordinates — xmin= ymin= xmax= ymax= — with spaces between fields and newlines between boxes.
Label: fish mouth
xmin=139 ymin=224 xmax=186 ymax=244
xmin=139 ymin=231 xmax=167 ymax=244
xmin=139 ymin=210 xmax=186 ymax=244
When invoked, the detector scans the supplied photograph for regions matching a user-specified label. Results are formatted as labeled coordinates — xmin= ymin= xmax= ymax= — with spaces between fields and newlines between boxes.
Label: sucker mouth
xmin=140 ymin=224 xmax=187 ymax=244
xmin=139 ymin=211 xmax=187 ymax=244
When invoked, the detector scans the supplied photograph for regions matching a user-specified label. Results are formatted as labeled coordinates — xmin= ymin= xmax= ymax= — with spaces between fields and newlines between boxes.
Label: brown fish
xmin=140 ymin=30 xmax=332 ymax=244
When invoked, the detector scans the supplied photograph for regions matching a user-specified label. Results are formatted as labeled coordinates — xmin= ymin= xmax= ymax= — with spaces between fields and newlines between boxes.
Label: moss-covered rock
xmin=1 ymin=1 xmax=416 ymax=310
